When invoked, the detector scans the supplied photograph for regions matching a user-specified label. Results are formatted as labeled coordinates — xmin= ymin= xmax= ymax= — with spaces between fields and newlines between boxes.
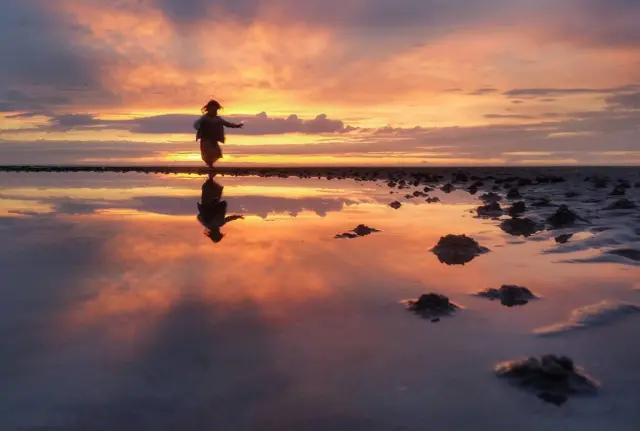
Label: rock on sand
xmin=500 ymin=218 xmax=541 ymax=237
xmin=431 ymin=234 xmax=489 ymax=265
xmin=335 ymin=224 xmax=381 ymax=239
xmin=405 ymin=293 xmax=459 ymax=318
xmin=475 ymin=285 xmax=538 ymax=307
xmin=495 ymin=355 xmax=599 ymax=406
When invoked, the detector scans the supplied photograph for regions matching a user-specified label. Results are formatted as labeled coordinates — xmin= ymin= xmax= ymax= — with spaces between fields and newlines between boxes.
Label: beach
xmin=0 ymin=167 xmax=639 ymax=430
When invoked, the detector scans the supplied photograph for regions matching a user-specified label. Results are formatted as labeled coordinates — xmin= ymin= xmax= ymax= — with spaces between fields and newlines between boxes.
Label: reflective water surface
xmin=0 ymin=171 xmax=639 ymax=430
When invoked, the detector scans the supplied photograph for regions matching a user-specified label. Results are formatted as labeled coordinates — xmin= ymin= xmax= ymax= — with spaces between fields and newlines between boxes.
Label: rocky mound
xmin=480 ymin=192 xmax=502 ymax=203
xmin=452 ymin=171 xmax=469 ymax=183
xmin=548 ymin=205 xmax=587 ymax=228
xmin=476 ymin=285 xmax=538 ymax=307
xmin=440 ymin=183 xmax=456 ymax=193
xmin=531 ymin=197 xmax=553 ymax=207
xmin=507 ymin=201 xmax=526 ymax=217
xmin=610 ymin=184 xmax=627 ymax=196
xmin=477 ymin=202 xmax=503 ymax=217
xmin=495 ymin=355 xmax=599 ymax=406
xmin=468 ymin=181 xmax=484 ymax=195
xmin=555 ymin=233 xmax=573 ymax=244
xmin=405 ymin=293 xmax=459 ymax=319
xmin=506 ymin=188 xmax=522 ymax=199
xmin=500 ymin=218 xmax=541 ymax=237
xmin=431 ymin=235 xmax=489 ymax=265
xmin=335 ymin=225 xmax=380 ymax=239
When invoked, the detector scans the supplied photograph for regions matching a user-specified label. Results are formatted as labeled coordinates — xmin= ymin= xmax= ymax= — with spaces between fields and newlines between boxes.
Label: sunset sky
xmin=1 ymin=0 xmax=639 ymax=166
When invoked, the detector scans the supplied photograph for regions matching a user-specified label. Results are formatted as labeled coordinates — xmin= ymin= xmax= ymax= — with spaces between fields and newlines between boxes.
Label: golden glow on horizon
xmin=72 ymin=153 xmax=511 ymax=166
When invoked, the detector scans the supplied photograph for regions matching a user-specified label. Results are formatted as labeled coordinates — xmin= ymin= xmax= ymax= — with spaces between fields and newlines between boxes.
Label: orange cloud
xmin=2 ymin=0 xmax=639 ymax=165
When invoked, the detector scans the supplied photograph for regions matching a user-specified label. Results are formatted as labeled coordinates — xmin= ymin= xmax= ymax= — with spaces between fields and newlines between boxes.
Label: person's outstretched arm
xmin=220 ymin=117 xmax=244 ymax=128
xmin=223 ymin=215 xmax=244 ymax=224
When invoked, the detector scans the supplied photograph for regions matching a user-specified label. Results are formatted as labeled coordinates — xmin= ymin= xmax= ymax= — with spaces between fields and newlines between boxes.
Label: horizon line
xmin=0 ymin=164 xmax=637 ymax=174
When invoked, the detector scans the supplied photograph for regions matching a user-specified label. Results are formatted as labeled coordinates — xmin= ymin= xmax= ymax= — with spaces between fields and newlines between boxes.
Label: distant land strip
xmin=0 ymin=165 xmax=455 ymax=178
xmin=0 ymin=165 xmax=635 ymax=178
xmin=0 ymin=165 xmax=447 ymax=175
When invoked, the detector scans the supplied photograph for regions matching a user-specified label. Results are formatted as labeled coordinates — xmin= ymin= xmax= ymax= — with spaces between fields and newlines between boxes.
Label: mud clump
xmin=389 ymin=201 xmax=402 ymax=209
xmin=495 ymin=176 xmax=518 ymax=185
xmin=555 ymin=233 xmax=574 ymax=244
xmin=548 ymin=205 xmax=586 ymax=228
xmin=531 ymin=197 xmax=553 ymax=207
xmin=353 ymin=225 xmax=380 ymax=236
xmin=452 ymin=171 xmax=469 ymax=183
xmin=500 ymin=218 xmax=541 ymax=237
xmin=419 ymin=174 xmax=442 ymax=183
xmin=468 ymin=181 xmax=484 ymax=195
xmin=431 ymin=234 xmax=489 ymax=265
xmin=334 ymin=232 xmax=358 ymax=239
xmin=440 ymin=183 xmax=456 ymax=193
xmin=585 ymin=175 xmax=609 ymax=189
xmin=480 ymin=192 xmax=502 ymax=203
xmin=593 ymin=178 xmax=608 ymax=189
xmin=495 ymin=355 xmax=599 ymax=406
xmin=506 ymin=188 xmax=522 ymax=200
xmin=476 ymin=285 xmax=538 ymax=307
xmin=610 ymin=185 xmax=627 ymax=196
xmin=508 ymin=201 xmax=526 ymax=217
xmin=605 ymin=198 xmax=637 ymax=210
xmin=405 ymin=293 xmax=459 ymax=318
xmin=517 ymin=178 xmax=533 ymax=187
xmin=335 ymin=224 xmax=380 ymax=239
xmin=477 ymin=202 xmax=503 ymax=217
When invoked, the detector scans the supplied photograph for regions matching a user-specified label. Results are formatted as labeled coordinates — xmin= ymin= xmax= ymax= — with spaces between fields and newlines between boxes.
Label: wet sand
xmin=0 ymin=167 xmax=639 ymax=430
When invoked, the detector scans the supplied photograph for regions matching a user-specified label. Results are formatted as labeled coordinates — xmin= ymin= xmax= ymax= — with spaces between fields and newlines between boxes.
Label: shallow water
xmin=1 ymin=169 xmax=639 ymax=430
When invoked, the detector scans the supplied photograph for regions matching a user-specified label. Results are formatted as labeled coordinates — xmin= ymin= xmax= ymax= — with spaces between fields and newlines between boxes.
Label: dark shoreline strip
xmin=0 ymin=165 xmax=451 ymax=177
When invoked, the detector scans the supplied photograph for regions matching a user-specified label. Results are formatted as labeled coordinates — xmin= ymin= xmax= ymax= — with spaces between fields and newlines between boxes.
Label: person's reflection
xmin=197 ymin=173 xmax=244 ymax=243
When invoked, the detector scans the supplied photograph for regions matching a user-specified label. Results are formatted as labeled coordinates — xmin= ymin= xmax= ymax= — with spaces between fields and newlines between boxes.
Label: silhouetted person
xmin=197 ymin=174 xmax=244 ymax=243
xmin=193 ymin=100 xmax=243 ymax=167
